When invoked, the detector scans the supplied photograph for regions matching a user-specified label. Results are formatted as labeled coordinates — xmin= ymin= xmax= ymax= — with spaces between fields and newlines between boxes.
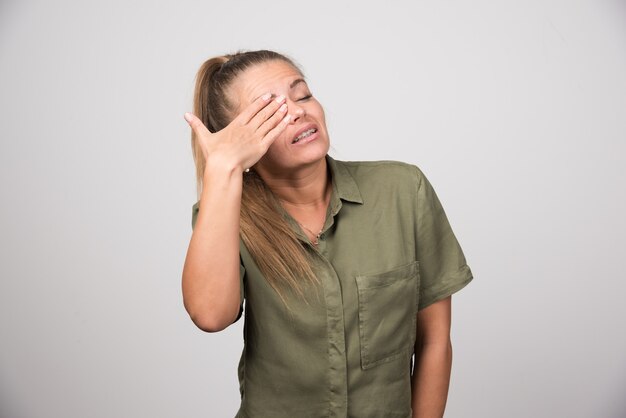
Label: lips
xmin=292 ymin=124 xmax=319 ymax=144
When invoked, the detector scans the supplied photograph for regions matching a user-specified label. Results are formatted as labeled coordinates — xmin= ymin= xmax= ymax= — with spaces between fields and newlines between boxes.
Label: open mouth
xmin=292 ymin=128 xmax=318 ymax=144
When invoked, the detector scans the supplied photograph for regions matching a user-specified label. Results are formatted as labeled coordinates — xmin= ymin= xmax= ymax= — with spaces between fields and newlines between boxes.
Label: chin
xmin=260 ymin=135 xmax=330 ymax=171
xmin=297 ymin=139 xmax=330 ymax=164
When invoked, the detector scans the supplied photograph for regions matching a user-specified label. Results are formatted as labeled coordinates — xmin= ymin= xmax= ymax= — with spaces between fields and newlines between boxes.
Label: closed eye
xmin=297 ymin=94 xmax=313 ymax=102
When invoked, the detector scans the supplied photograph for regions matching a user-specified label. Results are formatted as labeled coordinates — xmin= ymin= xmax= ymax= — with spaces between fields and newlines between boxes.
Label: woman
xmin=181 ymin=50 xmax=473 ymax=418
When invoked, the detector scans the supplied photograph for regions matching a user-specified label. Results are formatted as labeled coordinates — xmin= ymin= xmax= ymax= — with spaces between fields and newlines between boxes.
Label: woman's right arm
xmin=182 ymin=162 xmax=244 ymax=332
xmin=181 ymin=94 xmax=290 ymax=332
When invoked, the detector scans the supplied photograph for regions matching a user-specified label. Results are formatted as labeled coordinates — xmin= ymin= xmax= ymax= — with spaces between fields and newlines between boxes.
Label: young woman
xmin=181 ymin=50 xmax=473 ymax=418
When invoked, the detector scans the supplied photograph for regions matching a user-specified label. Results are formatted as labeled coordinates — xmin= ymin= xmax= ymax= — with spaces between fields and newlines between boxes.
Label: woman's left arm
xmin=410 ymin=295 xmax=453 ymax=418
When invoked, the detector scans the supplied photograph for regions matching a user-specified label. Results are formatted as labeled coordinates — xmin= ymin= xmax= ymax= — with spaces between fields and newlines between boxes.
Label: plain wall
xmin=1 ymin=0 xmax=625 ymax=417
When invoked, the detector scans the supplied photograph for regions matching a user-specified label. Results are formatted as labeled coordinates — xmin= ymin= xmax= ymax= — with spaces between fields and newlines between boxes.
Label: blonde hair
xmin=190 ymin=50 xmax=319 ymax=307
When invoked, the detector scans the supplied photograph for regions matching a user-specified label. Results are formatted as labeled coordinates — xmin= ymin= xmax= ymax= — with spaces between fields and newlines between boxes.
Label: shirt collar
xmin=326 ymin=154 xmax=364 ymax=205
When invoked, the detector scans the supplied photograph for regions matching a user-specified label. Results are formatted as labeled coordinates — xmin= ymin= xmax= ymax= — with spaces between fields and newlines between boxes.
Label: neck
xmin=258 ymin=158 xmax=330 ymax=210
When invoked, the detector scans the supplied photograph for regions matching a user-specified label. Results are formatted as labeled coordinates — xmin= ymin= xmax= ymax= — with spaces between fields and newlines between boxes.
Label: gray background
xmin=1 ymin=0 xmax=625 ymax=417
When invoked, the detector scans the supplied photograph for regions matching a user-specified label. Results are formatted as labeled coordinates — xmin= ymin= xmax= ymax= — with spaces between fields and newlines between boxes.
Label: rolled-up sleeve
xmin=413 ymin=167 xmax=474 ymax=311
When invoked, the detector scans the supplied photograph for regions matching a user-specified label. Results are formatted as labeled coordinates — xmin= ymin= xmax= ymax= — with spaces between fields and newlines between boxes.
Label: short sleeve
xmin=413 ymin=167 xmax=473 ymax=311
xmin=191 ymin=201 xmax=245 ymax=322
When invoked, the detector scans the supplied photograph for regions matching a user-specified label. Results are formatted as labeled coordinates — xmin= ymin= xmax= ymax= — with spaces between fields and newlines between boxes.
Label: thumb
xmin=184 ymin=112 xmax=210 ymax=136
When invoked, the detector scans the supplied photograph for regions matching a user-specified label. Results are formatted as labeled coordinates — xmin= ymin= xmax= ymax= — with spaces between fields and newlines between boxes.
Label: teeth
xmin=293 ymin=128 xmax=317 ymax=143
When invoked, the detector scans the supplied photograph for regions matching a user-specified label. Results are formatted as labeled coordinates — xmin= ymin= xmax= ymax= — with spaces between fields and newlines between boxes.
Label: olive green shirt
xmin=191 ymin=155 xmax=473 ymax=418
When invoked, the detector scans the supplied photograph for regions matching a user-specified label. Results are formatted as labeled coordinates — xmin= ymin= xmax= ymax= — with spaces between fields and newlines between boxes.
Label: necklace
xmin=279 ymin=174 xmax=331 ymax=246
xmin=297 ymin=221 xmax=324 ymax=245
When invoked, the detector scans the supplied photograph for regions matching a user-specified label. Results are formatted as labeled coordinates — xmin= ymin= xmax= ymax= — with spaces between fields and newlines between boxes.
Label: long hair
xmin=190 ymin=50 xmax=319 ymax=307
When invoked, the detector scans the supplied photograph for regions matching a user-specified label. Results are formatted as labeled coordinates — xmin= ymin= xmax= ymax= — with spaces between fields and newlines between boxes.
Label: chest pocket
xmin=355 ymin=261 xmax=419 ymax=370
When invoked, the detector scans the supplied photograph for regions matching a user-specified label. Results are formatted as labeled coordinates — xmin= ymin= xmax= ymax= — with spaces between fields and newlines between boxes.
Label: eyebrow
xmin=253 ymin=78 xmax=308 ymax=102
xmin=290 ymin=78 xmax=306 ymax=89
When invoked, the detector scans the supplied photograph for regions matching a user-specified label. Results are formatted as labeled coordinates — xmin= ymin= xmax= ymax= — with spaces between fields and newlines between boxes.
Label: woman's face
xmin=229 ymin=60 xmax=330 ymax=175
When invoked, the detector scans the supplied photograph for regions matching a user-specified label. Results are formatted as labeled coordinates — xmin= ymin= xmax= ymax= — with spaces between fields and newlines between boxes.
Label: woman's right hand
xmin=183 ymin=93 xmax=291 ymax=174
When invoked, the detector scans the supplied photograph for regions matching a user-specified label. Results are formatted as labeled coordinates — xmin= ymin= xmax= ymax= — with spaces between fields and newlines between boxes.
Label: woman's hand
xmin=184 ymin=93 xmax=291 ymax=174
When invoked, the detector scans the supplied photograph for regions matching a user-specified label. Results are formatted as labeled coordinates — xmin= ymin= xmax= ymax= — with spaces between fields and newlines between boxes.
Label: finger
xmin=248 ymin=95 xmax=287 ymax=130
xmin=234 ymin=92 xmax=274 ymax=126
xmin=257 ymin=103 xmax=288 ymax=137
xmin=261 ymin=114 xmax=291 ymax=148
xmin=184 ymin=112 xmax=210 ymax=136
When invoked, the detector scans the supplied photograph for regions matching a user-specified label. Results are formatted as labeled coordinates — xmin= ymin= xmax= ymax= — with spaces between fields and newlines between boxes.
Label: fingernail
xmin=283 ymin=114 xmax=291 ymax=123
xmin=275 ymin=95 xmax=285 ymax=103
xmin=184 ymin=112 xmax=192 ymax=122
xmin=261 ymin=93 xmax=272 ymax=101
xmin=279 ymin=103 xmax=287 ymax=112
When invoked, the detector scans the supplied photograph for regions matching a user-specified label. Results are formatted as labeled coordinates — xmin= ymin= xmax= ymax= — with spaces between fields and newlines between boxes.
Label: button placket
xmin=311 ymin=251 xmax=348 ymax=417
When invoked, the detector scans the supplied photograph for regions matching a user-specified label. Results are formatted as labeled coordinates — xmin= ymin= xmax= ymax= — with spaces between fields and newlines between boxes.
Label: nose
xmin=289 ymin=101 xmax=306 ymax=123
